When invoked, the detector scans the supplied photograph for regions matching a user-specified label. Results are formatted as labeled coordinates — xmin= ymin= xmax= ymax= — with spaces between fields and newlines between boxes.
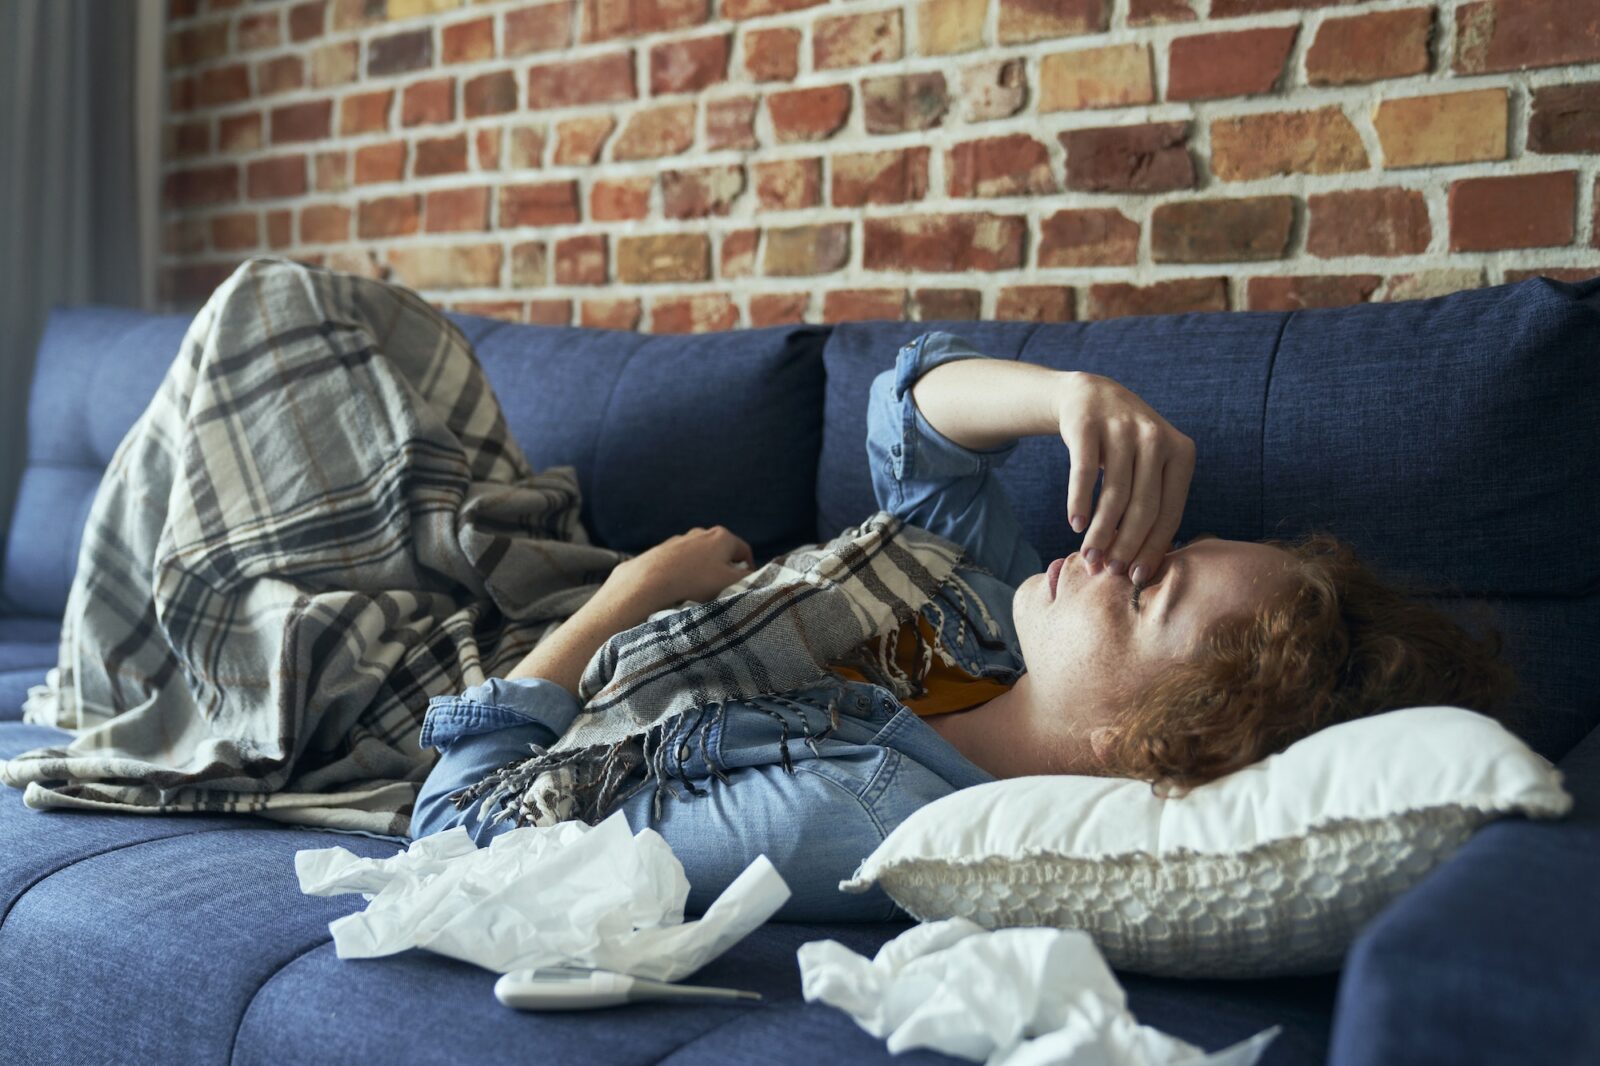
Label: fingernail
xmin=1108 ymin=558 xmax=1126 ymax=576
xmin=1070 ymin=514 xmax=1085 ymax=533
xmin=1084 ymin=547 xmax=1101 ymax=570
xmin=1130 ymin=564 xmax=1146 ymax=583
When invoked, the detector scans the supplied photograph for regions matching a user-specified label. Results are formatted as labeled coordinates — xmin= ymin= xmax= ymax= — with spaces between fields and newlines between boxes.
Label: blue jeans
xmin=411 ymin=675 xmax=995 ymax=922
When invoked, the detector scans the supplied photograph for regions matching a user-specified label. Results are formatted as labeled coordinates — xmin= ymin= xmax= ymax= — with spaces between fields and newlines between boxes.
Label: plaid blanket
xmin=0 ymin=255 xmax=995 ymax=838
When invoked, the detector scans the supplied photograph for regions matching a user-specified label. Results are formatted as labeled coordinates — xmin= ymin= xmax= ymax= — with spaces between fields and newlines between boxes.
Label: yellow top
xmin=827 ymin=613 xmax=1013 ymax=717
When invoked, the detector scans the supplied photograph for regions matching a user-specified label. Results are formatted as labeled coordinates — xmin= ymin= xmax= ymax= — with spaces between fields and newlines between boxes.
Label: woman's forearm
xmin=503 ymin=587 xmax=654 ymax=698
xmin=911 ymin=357 xmax=1076 ymax=452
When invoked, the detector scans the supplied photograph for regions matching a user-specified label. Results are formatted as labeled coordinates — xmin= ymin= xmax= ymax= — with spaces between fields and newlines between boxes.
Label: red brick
xmin=651 ymin=34 xmax=729 ymax=94
xmin=614 ymin=103 xmax=696 ymax=161
xmin=415 ymin=134 xmax=468 ymax=176
xmin=464 ymin=71 xmax=517 ymax=117
xmin=555 ymin=234 xmax=608 ymax=285
xmin=402 ymin=77 xmax=455 ymax=126
xmin=1087 ymin=278 xmax=1227 ymax=320
xmin=341 ymin=89 xmax=392 ymax=135
xmin=581 ymin=0 xmax=708 ymax=42
xmin=505 ymin=3 xmax=572 ymax=55
xmin=1061 ymin=122 xmax=1195 ymax=192
xmin=997 ymin=0 xmax=1108 ymax=44
xmin=165 ymin=218 xmax=208 ymax=256
xmin=662 ymin=165 xmax=745 ymax=218
xmin=959 ymin=58 xmax=1027 ymax=122
xmin=368 ymin=28 xmax=432 ymax=76
xmin=946 ymin=134 xmax=1057 ymax=197
xmin=1504 ymin=267 xmax=1600 ymax=284
xmin=996 ymin=286 xmax=1075 ymax=321
xmin=744 ymin=27 xmax=799 ymax=81
xmin=499 ymin=181 xmax=581 ymax=227
xmin=555 ymin=117 xmax=614 ymax=164
xmin=269 ymin=99 xmax=332 ymax=144
xmin=754 ymin=158 xmax=822 ymax=210
xmin=314 ymin=151 xmax=348 ymax=192
xmin=1212 ymin=0 xmax=1360 ymax=12
xmin=652 ymin=294 xmax=739 ymax=334
xmin=862 ymin=73 xmax=947 ymax=133
xmin=592 ymin=177 xmax=652 ymax=220
xmin=1247 ymin=275 xmax=1381 ymax=311
xmin=750 ymin=293 xmax=809 ymax=327
xmin=721 ymin=228 xmax=758 ymax=278
xmin=1455 ymin=0 xmax=1600 ymax=74
xmin=288 ymin=0 xmax=326 ymax=41
xmin=1039 ymin=208 xmax=1138 ymax=266
xmin=424 ymin=187 xmax=488 ymax=232
xmin=1306 ymin=7 xmax=1433 ymax=86
xmin=196 ymin=63 xmax=251 ymax=107
xmin=912 ymin=289 xmax=982 ymax=320
xmin=616 ymin=233 xmax=710 ymax=283
xmin=823 ymin=290 xmax=906 ymax=323
xmin=246 ymin=154 xmax=308 ymax=200
xmin=832 ymin=147 xmax=929 ymax=206
xmin=443 ymin=17 xmax=494 ymax=64
xmin=527 ymin=300 xmax=573 ymax=326
xmin=1373 ymin=89 xmax=1507 ymax=168
xmin=529 ymin=52 xmax=636 ymax=109
xmin=1152 ymin=196 xmax=1295 ymax=262
xmin=210 ymin=212 xmax=258 ymax=251
xmin=1449 ymin=171 xmax=1576 ymax=251
xmin=863 ymin=214 xmax=1026 ymax=272
xmin=764 ymin=224 xmax=851 ymax=276
xmin=580 ymin=298 xmax=641 ymax=331
xmin=311 ymin=41 xmax=359 ymax=87
xmin=1167 ymin=26 xmax=1297 ymax=101
xmin=1529 ymin=83 xmax=1600 ymax=154
xmin=1209 ymin=108 xmax=1368 ymax=181
xmin=724 ymin=0 xmax=825 ymax=18
xmin=1038 ymin=43 xmax=1154 ymax=111
xmin=476 ymin=128 xmax=502 ymax=170
xmin=354 ymin=141 xmax=406 ymax=184
xmin=167 ymin=21 xmax=229 ymax=66
xmin=814 ymin=10 xmax=902 ymax=69
xmin=168 ymin=120 xmax=211 ymax=159
xmin=507 ymin=125 xmax=545 ymax=168
xmin=218 ymin=113 xmax=262 ymax=153
xmin=707 ymin=96 xmax=758 ymax=150
xmin=238 ymin=11 xmax=281 ymax=50
xmin=1307 ymin=188 xmax=1430 ymax=258
xmin=300 ymin=203 xmax=351 ymax=243
xmin=256 ymin=55 xmax=304 ymax=96
xmin=511 ymin=241 xmax=547 ymax=286
xmin=358 ymin=195 xmax=420 ymax=238
xmin=387 ymin=244 xmax=502 ymax=290
xmin=169 ymin=0 xmax=200 ymax=20
xmin=169 ymin=75 xmax=197 ymax=114
xmin=1128 ymin=0 xmax=1194 ymax=25
xmin=453 ymin=301 xmax=525 ymax=323
xmin=769 ymin=85 xmax=851 ymax=142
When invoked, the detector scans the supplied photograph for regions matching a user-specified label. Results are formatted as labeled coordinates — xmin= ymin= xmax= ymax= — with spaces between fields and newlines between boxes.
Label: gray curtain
xmin=0 ymin=0 xmax=162 ymax=561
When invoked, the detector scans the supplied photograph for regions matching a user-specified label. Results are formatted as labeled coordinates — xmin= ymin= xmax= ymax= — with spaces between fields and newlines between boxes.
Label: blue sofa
xmin=3 ymin=275 xmax=1598 ymax=1065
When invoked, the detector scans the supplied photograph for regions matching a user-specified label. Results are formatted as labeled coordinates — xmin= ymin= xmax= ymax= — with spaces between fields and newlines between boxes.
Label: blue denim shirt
xmin=411 ymin=331 xmax=1046 ymax=921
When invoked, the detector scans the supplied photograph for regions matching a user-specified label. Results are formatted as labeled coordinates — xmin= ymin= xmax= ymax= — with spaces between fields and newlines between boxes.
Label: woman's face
xmin=1011 ymin=534 xmax=1300 ymax=747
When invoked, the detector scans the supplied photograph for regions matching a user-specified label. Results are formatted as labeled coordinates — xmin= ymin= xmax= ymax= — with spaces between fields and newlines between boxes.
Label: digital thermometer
xmin=494 ymin=966 xmax=763 ymax=1011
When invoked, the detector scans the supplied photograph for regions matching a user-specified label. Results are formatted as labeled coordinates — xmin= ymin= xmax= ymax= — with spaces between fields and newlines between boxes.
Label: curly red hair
xmin=1096 ymin=531 xmax=1519 ymax=795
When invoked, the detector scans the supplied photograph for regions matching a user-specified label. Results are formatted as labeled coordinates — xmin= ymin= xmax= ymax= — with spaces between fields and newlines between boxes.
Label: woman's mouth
xmin=1047 ymin=557 xmax=1065 ymax=598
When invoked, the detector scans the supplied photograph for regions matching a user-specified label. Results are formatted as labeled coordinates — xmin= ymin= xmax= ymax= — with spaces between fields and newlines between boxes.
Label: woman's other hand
xmin=603 ymin=525 xmax=756 ymax=615
xmin=1055 ymin=372 xmax=1196 ymax=584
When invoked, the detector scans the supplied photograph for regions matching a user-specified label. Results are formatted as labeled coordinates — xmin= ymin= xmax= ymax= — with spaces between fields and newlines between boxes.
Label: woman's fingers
xmin=1104 ymin=429 xmax=1166 ymax=576
xmin=1127 ymin=439 xmax=1195 ymax=584
xmin=1081 ymin=426 xmax=1134 ymax=572
xmin=1064 ymin=428 xmax=1099 ymax=535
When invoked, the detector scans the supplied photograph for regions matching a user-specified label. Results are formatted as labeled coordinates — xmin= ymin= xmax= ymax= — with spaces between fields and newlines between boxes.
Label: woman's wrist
xmin=911 ymin=357 xmax=1076 ymax=452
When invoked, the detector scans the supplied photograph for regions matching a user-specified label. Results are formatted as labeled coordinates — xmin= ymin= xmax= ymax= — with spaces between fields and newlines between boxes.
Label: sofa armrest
xmin=1328 ymin=723 xmax=1600 ymax=1066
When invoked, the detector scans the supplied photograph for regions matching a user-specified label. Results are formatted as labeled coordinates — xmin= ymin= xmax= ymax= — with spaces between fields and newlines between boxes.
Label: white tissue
xmin=295 ymin=809 xmax=791 ymax=982
xmin=798 ymin=918 xmax=1280 ymax=1066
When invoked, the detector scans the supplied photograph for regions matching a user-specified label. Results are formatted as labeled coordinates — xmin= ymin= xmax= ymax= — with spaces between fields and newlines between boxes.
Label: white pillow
xmin=840 ymin=706 xmax=1571 ymax=978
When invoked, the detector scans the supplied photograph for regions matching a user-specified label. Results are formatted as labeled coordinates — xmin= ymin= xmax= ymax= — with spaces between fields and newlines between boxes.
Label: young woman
xmin=411 ymin=331 xmax=1514 ymax=921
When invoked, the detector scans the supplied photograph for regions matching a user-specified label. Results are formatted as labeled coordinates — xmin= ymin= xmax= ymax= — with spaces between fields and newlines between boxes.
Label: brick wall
xmin=161 ymin=0 xmax=1600 ymax=329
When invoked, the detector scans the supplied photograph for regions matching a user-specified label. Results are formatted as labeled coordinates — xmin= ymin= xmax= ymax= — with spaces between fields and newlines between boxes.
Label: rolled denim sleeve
xmin=866 ymin=330 xmax=1044 ymax=587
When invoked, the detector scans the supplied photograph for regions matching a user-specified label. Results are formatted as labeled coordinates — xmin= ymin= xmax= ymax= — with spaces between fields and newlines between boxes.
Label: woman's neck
xmin=923 ymin=673 xmax=1101 ymax=778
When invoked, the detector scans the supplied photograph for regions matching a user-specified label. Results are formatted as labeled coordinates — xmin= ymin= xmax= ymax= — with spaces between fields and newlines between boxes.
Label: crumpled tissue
xmin=798 ymin=918 xmax=1280 ymax=1066
xmin=295 ymin=808 xmax=791 ymax=982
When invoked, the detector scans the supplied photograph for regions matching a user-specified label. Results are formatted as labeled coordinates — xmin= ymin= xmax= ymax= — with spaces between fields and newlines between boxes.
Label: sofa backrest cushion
xmin=816 ymin=277 xmax=1600 ymax=762
xmin=2 ymin=305 xmax=829 ymax=620
xmin=445 ymin=315 xmax=828 ymax=560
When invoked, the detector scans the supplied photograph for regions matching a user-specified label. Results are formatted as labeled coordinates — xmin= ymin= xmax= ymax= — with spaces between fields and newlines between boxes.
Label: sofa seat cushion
xmin=0 ymin=721 xmax=1333 ymax=1065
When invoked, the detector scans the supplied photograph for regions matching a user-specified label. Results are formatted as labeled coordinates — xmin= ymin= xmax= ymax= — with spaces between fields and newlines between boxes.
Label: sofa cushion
xmin=0 ymin=615 xmax=58 ymax=721
xmin=816 ymin=277 xmax=1600 ymax=761
xmin=447 ymin=314 xmax=830 ymax=561
xmin=0 ymin=721 xmax=1334 ymax=1065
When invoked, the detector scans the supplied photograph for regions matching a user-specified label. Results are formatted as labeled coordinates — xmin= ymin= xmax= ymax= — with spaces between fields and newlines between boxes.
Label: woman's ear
xmin=1088 ymin=726 xmax=1116 ymax=767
